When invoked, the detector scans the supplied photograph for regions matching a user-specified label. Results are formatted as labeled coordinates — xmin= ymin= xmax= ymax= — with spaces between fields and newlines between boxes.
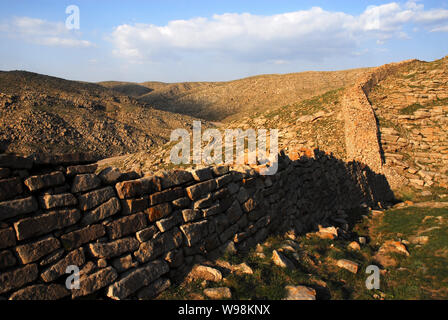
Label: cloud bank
xmin=1 ymin=16 xmax=93 ymax=48
xmin=110 ymin=1 xmax=448 ymax=63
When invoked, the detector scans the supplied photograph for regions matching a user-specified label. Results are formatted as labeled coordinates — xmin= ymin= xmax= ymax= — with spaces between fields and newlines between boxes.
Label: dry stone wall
xmin=342 ymin=60 xmax=417 ymax=175
xmin=0 ymin=151 xmax=392 ymax=300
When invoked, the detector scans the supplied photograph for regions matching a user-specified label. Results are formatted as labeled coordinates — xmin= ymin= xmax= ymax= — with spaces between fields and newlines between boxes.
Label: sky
xmin=0 ymin=0 xmax=447 ymax=83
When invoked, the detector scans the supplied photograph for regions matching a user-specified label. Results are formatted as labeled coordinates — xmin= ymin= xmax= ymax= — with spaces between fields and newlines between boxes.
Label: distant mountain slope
xmin=98 ymin=81 xmax=154 ymax=97
xmin=0 ymin=71 xmax=208 ymax=157
xmin=99 ymin=68 xmax=371 ymax=121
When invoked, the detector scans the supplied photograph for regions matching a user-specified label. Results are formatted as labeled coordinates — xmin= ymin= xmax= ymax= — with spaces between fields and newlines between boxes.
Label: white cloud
xmin=110 ymin=1 xmax=448 ymax=63
xmin=431 ymin=25 xmax=448 ymax=32
xmin=0 ymin=16 xmax=93 ymax=48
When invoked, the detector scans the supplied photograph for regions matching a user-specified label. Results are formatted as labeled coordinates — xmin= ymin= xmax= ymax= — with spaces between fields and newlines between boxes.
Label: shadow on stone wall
xmin=0 ymin=149 xmax=396 ymax=300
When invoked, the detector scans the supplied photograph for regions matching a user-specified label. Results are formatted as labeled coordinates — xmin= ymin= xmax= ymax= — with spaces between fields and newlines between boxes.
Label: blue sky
xmin=0 ymin=0 xmax=447 ymax=82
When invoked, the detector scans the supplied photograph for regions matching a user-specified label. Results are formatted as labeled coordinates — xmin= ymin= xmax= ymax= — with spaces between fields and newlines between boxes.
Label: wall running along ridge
xmin=0 ymin=150 xmax=392 ymax=300
xmin=342 ymin=60 xmax=417 ymax=179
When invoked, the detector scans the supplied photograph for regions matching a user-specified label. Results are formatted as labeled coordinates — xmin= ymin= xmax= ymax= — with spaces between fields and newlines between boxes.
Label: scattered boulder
xmin=409 ymin=236 xmax=429 ymax=245
xmin=378 ymin=240 xmax=410 ymax=256
xmin=309 ymin=226 xmax=338 ymax=240
xmin=348 ymin=241 xmax=361 ymax=251
xmin=189 ymin=265 xmax=222 ymax=282
xmin=272 ymin=250 xmax=295 ymax=269
xmin=203 ymin=287 xmax=231 ymax=299
xmin=336 ymin=259 xmax=359 ymax=274
xmin=374 ymin=240 xmax=410 ymax=268
xmin=283 ymin=285 xmax=316 ymax=300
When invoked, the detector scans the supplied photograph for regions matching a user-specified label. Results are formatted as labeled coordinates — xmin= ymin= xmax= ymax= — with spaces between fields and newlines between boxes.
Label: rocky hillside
xmin=100 ymin=68 xmax=370 ymax=122
xmin=368 ymin=56 xmax=448 ymax=197
xmin=0 ymin=71 xmax=209 ymax=158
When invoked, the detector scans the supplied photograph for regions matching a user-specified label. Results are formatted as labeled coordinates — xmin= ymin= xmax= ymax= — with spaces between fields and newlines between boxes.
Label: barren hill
xmin=0 ymin=71 xmax=209 ymax=158
xmin=100 ymin=68 xmax=370 ymax=121
xmin=105 ymin=56 xmax=448 ymax=203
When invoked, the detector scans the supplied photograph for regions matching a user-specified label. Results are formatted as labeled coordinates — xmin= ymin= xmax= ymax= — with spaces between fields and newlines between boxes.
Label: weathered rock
xmin=189 ymin=265 xmax=222 ymax=282
xmin=212 ymin=166 xmax=229 ymax=177
xmin=237 ymin=187 xmax=249 ymax=204
xmin=378 ymin=240 xmax=410 ymax=256
xmin=374 ymin=240 xmax=410 ymax=267
xmin=72 ymin=266 xmax=118 ymax=298
xmin=147 ymin=203 xmax=172 ymax=222
xmin=202 ymin=204 xmax=222 ymax=218
xmin=71 ymin=174 xmax=101 ymax=193
xmin=233 ymin=263 xmax=253 ymax=275
xmin=0 ymin=250 xmax=17 ymax=269
xmin=66 ymin=163 xmax=98 ymax=176
xmin=283 ymin=285 xmax=316 ymax=300
xmin=348 ymin=241 xmax=361 ymax=251
xmin=163 ymin=250 xmax=184 ymax=268
xmin=193 ymin=194 xmax=214 ymax=209
xmin=410 ymin=236 xmax=429 ymax=245
xmin=111 ymin=254 xmax=138 ymax=272
xmin=0 ymin=264 xmax=38 ymax=294
xmin=186 ymin=180 xmax=217 ymax=200
xmin=203 ymin=287 xmax=231 ymax=299
xmin=272 ymin=250 xmax=295 ymax=269
xmin=150 ymin=187 xmax=184 ymax=206
xmin=15 ymin=236 xmax=60 ymax=264
xmin=39 ymin=249 xmax=64 ymax=267
xmin=158 ymin=170 xmax=193 ymax=189
xmin=98 ymin=167 xmax=122 ymax=184
xmin=180 ymin=220 xmax=209 ymax=246
xmin=137 ymin=278 xmax=171 ymax=300
xmin=89 ymin=237 xmax=139 ymax=259
xmin=191 ymin=168 xmax=213 ymax=181
xmin=156 ymin=212 xmax=182 ymax=233
xmin=97 ymin=258 xmax=107 ymax=268
xmin=81 ymin=197 xmax=120 ymax=225
xmin=24 ymin=171 xmax=65 ymax=192
xmin=14 ymin=208 xmax=80 ymax=241
xmin=41 ymin=248 xmax=86 ymax=282
xmin=78 ymin=187 xmax=115 ymax=211
xmin=60 ymin=224 xmax=105 ymax=250
xmin=107 ymin=260 xmax=169 ymax=300
xmin=115 ymin=177 xmax=158 ymax=199
xmin=0 ymin=196 xmax=38 ymax=221
xmin=106 ymin=212 xmax=147 ymax=240
xmin=0 ymin=227 xmax=16 ymax=249
xmin=9 ymin=284 xmax=70 ymax=300
xmin=219 ymin=224 xmax=239 ymax=243
xmin=336 ymin=259 xmax=359 ymax=274
xmin=242 ymin=198 xmax=256 ymax=213
xmin=182 ymin=209 xmax=202 ymax=223
xmin=0 ymin=177 xmax=23 ymax=201
xmin=121 ymin=198 xmax=148 ymax=215
xmin=136 ymin=225 xmax=158 ymax=243
xmin=227 ymin=200 xmax=243 ymax=224
xmin=221 ymin=241 xmax=237 ymax=255
xmin=0 ymin=154 xmax=32 ymax=169
xmin=135 ymin=228 xmax=183 ymax=263
xmin=40 ymin=193 xmax=77 ymax=209
xmin=316 ymin=226 xmax=338 ymax=240
xmin=172 ymin=197 xmax=191 ymax=209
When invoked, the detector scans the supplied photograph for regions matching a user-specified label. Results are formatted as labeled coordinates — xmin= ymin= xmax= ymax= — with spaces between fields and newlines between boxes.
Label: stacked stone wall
xmin=0 ymin=151 xmax=390 ymax=300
